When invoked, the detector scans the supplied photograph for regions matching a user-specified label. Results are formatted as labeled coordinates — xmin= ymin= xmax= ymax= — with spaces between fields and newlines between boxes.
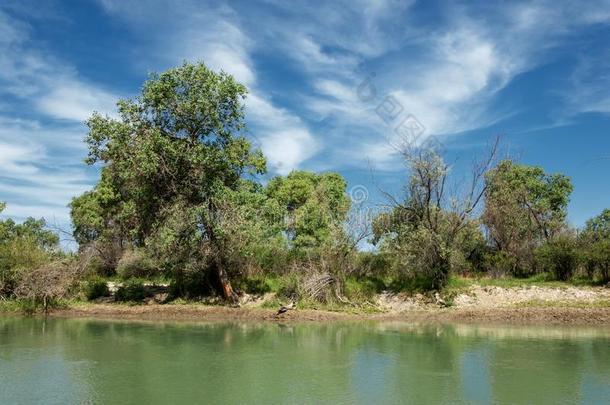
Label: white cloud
xmin=259 ymin=128 xmax=318 ymax=175
xmin=0 ymin=9 xmax=119 ymax=121
xmin=0 ymin=140 xmax=43 ymax=175
xmin=36 ymin=79 xmax=118 ymax=121
xmin=246 ymin=95 xmax=319 ymax=175
xmin=97 ymin=0 xmax=319 ymax=175
xmin=0 ymin=7 xmax=121 ymax=230
xmin=0 ymin=116 xmax=94 ymax=225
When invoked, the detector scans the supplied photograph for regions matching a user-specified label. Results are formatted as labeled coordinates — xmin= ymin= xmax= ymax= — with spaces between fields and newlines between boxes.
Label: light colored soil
xmin=45 ymin=284 xmax=610 ymax=326
xmin=451 ymin=285 xmax=610 ymax=308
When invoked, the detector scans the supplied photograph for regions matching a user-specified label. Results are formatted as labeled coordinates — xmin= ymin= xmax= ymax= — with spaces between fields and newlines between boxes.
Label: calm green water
xmin=1 ymin=318 xmax=609 ymax=404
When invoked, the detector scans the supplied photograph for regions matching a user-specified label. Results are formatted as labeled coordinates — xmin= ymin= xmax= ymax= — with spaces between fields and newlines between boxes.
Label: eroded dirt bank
xmin=45 ymin=284 xmax=610 ymax=325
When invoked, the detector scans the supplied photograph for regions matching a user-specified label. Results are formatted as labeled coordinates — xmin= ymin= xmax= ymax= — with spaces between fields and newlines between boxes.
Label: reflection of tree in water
xmin=1 ymin=318 xmax=610 ymax=404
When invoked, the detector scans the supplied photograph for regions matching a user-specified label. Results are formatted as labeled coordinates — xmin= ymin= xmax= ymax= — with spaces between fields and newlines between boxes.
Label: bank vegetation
xmin=1 ymin=62 xmax=609 ymax=315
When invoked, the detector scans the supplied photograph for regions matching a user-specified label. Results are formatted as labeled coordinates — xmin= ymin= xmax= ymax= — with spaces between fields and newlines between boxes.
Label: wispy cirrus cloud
xmin=97 ymin=0 xmax=319 ymax=175
xmin=0 ymin=9 xmax=119 ymax=121
xmin=0 ymin=6 xmax=118 ymax=227
xmin=2 ymin=0 xmax=610 ymax=233
xmin=0 ymin=117 xmax=93 ymax=224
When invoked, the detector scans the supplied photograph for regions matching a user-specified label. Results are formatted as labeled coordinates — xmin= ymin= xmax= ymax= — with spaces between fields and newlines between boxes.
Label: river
xmin=1 ymin=317 xmax=609 ymax=404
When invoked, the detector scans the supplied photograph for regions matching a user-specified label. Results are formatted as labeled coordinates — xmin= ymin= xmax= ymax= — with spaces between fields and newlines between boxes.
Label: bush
xmin=584 ymin=239 xmax=610 ymax=282
xmin=116 ymin=249 xmax=158 ymax=280
xmin=276 ymin=273 xmax=300 ymax=299
xmin=483 ymin=251 xmax=517 ymax=278
xmin=14 ymin=261 xmax=76 ymax=313
xmin=82 ymin=277 xmax=110 ymax=300
xmin=389 ymin=273 xmax=438 ymax=293
xmin=536 ymin=235 xmax=579 ymax=281
xmin=115 ymin=278 xmax=147 ymax=302
xmin=0 ymin=236 xmax=52 ymax=298
xmin=235 ymin=276 xmax=272 ymax=295
xmin=344 ymin=276 xmax=385 ymax=301
xmin=355 ymin=252 xmax=394 ymax=277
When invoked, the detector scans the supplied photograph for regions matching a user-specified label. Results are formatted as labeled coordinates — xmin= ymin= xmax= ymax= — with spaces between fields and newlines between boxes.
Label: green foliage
xmin=581 ymin=239 xmax=610 ymax=282
xmin=116 ymin=248 xmax=159 ymax=280
xmin=344 ymin=276 xmax=384 ymax=301
xmin=115 ymin=279 xmax=147 ymax=302
xmin=483 ymin=251 xmax=518 ymax=278
xmin=82 ymin=277 xmax=110 ymax=300
xmin=0 ymin=204 xmax=60 ymax=298
xmin=267 ymin=171 xmax=350 ymax=251
xmin=0 ymin=214 xmax=59 ymax=251
xmin=234 ymin=276 xmax=273 ymax=295
xmin=582 ymin=209 xmax=610 ymax=241
xmin=71 ymin=62 xmax=267 ymax=300
xmin=483 ymin=160 xmax=573 ymax=276
xmin=275 ymin=273 xmax=301 ymax=299
xmin=389 ymin=273 xmax=439 ymax=293
xmin=371 ymin=148 xmax=490 ymax=290
xmin=535 ymin=234 xmax=579 ymax=281
xmin=355 ymin=251 xmax=395 ymax=277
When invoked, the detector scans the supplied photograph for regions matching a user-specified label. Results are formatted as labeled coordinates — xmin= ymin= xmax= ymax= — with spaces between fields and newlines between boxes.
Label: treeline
xmin=1 ymin=62 xmax=609 ymax=309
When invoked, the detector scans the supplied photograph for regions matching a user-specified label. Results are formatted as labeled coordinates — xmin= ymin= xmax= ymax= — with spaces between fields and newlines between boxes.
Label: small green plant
xmin=389 ymin=274 xmax=438 ymax=293
xmin=83 ymin=277 xmax=110 ymax=300
xmin=276 ymin=273 xmax=300 ymax=299
xmin=235 ymin=276 xmax=272 ymax=295
xmin=115 ymin=278 xmax=147 ymax=302
xmin=344 ymin=276 xmax=385 ymax=302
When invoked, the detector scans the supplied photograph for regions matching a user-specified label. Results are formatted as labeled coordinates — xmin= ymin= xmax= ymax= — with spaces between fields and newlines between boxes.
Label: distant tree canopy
xmin=580 ymin=209 xmax=610 ymax=282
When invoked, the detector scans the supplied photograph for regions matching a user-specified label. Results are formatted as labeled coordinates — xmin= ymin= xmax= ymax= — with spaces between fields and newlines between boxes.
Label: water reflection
xmin=0 ymin=317 xmax=609 ymax=404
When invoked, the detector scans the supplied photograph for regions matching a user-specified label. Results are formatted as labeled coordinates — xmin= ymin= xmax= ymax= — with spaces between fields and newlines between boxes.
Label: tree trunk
xmin=203 ymin=207 xmax=238 ymax=303
xmin=217 ymin=262 xmax=237 ymax=303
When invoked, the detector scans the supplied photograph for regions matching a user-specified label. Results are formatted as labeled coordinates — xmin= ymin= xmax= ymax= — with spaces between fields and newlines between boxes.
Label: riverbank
xmin=47 ymin=302 xmax=610 ymax=325
xmin=26 ymin=283 xmax=609 ymax=325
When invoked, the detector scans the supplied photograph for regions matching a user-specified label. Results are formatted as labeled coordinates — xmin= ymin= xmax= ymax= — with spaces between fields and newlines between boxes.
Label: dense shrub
xmin=82 ymin=277 xmax=110 ymax=300
xmin=116 ymin=249 xmax=159 ymax=280
xmin=0 ymin=237 xmax=53 ymax=297
xmin=583 ymin=240 xmax=610 ymax=282
xmin=115 ymin=278 xmax=147 ymax=302
xmin=14 ymin=261 xmax=76 ymax=312
xmin=536 ymin=235 xmax=579 ymax=281
xmin=355 ymin=252 xmax=394 ymax=277
xmin=483 ymin=251 xmax=517 ymax=278
xmin=235 ymin=276 xmax=272 ymax=295
xmin=275 ymin=273 xmax=300 ymax=300
xmin=344 ymin=276 xmax=384 ymax=301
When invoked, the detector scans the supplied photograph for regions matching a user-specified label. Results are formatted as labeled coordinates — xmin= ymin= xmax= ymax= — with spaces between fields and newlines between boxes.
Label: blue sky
xmin=1 ymin=0 xmax=610 ymax=236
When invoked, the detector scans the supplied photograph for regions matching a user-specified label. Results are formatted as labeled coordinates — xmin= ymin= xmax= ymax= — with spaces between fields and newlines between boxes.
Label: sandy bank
xmin=4 ymin=284 xmax=607 ymax=325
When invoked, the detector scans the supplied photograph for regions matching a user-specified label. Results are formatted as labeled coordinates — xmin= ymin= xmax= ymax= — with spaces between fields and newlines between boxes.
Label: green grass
xmin=0 ymin=299 xmax=24 ymax=313
xmin=0 ymin=298 xmax=71 ymax=314
xmin=447 ymin=273 xmax=603 ymax=291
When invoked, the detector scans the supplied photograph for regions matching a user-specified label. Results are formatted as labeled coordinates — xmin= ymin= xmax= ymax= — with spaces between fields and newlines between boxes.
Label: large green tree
xmin=482 ymin=160 xmax=573 ymax=275
xmin=266 ymin=171 xmax=350 ymax=252
xmin=71 ymin=62 xmax=265 ymax=301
